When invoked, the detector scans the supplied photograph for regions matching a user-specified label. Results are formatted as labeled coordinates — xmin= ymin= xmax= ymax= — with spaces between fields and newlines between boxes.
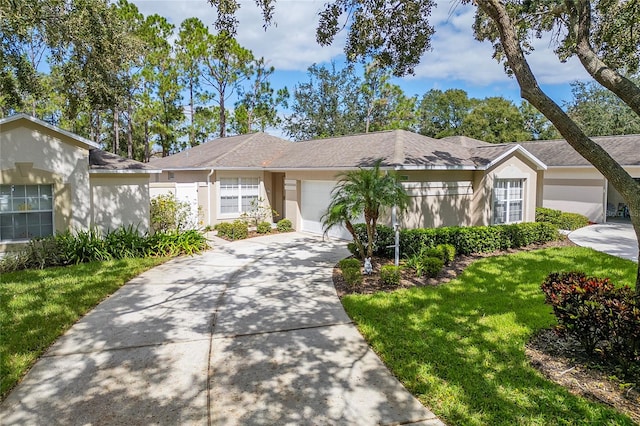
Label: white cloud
xmin=129 ymin=0 xmax=589 ymax=91
xmin=235 ymin=2 xmax=346 ymax=70
xmin=412 ymin=1 xmax=590 ymax=86
xmin=130 ymin=0 xmax=344 ymax=71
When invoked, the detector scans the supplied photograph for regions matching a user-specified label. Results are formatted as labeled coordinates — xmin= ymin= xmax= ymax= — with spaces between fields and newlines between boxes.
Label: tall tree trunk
xmin=127 ymin=102 xmax=133 ymax=159
xmin=113 ymin=108 xmax=119 ymax=154
xmin=189 ymin=80 xmax=195 ymax=146
xmin=94 ymin=109 xmax=102 ymax=144
xmin=477 ymin=0 xmax=640 ymax=293
xmin=219 ymin=96 xmax=226 ymax=137
xmin=144 ymin=121 xmax=150 ymax=162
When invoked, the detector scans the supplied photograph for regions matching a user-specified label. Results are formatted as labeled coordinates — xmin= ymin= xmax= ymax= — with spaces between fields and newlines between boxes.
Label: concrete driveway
xmin=569 ymin=221 xmax=638 ymax=262
xmin=1 ymin=232 xmax=442 ymax=425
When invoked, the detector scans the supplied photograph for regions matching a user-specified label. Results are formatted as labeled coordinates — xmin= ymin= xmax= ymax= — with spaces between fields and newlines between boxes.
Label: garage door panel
xmin=301 ymin=181 xmax=352 ymax=240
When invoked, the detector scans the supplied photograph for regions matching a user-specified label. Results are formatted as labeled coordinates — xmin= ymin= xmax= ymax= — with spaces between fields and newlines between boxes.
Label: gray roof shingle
xmin=89 ymin=149 xmax=158 ymax=172
xmin=518 ymin=134 xmax=640 ymax=166
xmin=148 ymin=132 xmax=292 ymax=169
xmin=149 ymin=129 xmax=544 ymax=171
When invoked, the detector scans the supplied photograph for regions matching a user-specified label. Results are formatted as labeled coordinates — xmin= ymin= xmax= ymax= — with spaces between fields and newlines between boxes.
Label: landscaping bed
xmin=334 ymin=241 xmax=639 ymax=424
xmin=333 ymin=237 xmax=575 ymax=297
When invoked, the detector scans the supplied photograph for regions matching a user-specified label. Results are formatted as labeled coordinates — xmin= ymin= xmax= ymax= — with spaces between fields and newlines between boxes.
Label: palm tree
xmin=322 ymin=159 xmax=408 ymax=260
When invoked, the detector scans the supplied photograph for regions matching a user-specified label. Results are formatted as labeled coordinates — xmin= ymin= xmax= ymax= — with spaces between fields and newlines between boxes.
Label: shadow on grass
xmin=342 ymin=246 xmax=637 ymax=425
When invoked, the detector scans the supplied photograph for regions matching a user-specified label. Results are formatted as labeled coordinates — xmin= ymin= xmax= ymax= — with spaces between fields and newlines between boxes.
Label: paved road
xmin=1 ymin=232 xmax=442 ymax=425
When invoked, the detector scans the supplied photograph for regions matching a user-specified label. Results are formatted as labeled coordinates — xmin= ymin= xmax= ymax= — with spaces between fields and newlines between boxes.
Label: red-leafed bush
xmin=541 ymin=272 xmax=639 ymax=371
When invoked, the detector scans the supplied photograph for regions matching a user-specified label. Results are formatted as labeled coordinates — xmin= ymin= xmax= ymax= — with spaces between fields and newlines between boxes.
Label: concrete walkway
xmin=1 ymin=232 xmax=442 ymax=425
xmin=569 ymin=221 xmax=638 ymax=262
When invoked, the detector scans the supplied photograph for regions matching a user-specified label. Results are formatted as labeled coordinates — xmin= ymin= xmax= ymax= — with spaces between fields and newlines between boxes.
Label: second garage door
xmin=300 ymin=180 xmax=352 ymax=239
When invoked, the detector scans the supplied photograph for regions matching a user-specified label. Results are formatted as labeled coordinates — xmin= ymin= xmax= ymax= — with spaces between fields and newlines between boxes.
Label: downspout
xmin=207 ymin=168 xmax=214 ymax=227
xmin=603 ymin=177 xmax=609 ymax=224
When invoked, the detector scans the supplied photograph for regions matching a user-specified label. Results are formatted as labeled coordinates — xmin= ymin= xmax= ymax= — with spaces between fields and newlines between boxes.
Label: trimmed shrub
xmin=215 ymin=220 xmax=248 ymax=240
xmin=346 ymin=242 xmax=360 ymax=258
xmin=541 ymin=271 xmax=639 ymax=371
xmin=214 ymin=222 xmax=233 ymax=238
xmin=339 ymin=258 xmax=361 ymax=270
xmin=437 ymin=244 xmax=456 ymax=265
xmin=276 ymin=218 xmax=293 ymax=232
xmin=380 ymin=265 xmax=401 ymax=285
xmin=536 ymin=207 xmax=589 ymax=231
xmin=399 ymin=222 xmax=558 ymax=257
xmin=342 ymin=267 xmax=362 ymax=287
xmin=558 ymin=212 xmax=590 ymax=231
xmin=423 ymin=256 xmax=444 ymax=278
xmin=256 ymin=221 xmax=272 ymax=234
xmin=352 ymin=223 xmax=395 ymax=257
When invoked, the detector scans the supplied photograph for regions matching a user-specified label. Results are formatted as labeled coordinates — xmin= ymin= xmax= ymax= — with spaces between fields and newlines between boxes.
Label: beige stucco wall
xmin=152 ymin=169 xmax=278 ymax=227
xmin=472 ymin=153 xmax=541 ymax=225
xmin=397 ymin=170 xmax=476 ymax=228
xmin=284 ymin=158 xmax=541 ymax=232
xmin=90 ymin=174 xmax=151 ymax=234
xmin=1 ymin=120 xmax=91 ymax=251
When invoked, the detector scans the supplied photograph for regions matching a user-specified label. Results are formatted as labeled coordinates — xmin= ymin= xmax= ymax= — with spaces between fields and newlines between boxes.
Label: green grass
xmin=0 ymin=257 xmax=166 ymax=399
xmin=341 ymin=246 xmax=638 ymax=425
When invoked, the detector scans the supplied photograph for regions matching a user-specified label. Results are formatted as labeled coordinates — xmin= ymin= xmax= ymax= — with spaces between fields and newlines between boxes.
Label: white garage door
xmin=301 ymin=180 xmax=352 ymax=240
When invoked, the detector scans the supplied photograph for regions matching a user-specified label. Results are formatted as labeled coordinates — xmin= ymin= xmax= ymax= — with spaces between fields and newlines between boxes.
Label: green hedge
xmin=350 ymin=222 xmax=559 ymax=258
xmin=536 ymin=207 xmax=589 ymax=231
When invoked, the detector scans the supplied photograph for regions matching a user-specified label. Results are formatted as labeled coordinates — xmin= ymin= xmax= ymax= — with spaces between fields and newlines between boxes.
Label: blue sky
xmin=130 ymin=0 xmax=590 ymax=110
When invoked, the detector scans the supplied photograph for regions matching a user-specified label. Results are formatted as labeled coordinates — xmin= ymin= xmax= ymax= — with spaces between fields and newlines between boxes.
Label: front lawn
xmin=0 ymin=257 xmax=166 ymax=399
xmin=341 ymin=246 xmax=638 ymax=425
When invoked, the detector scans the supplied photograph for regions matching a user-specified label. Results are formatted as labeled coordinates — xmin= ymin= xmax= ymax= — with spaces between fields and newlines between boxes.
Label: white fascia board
xmin=262 ymin=167 xmax=376 ymax=172
xmin=152 ymin=167 xmax=214 ymax=171
xmin=480 ymin=145 xmax=547 ymax=171
xmin=89 ymin=169 xmax=162 ymax=175
xmin=393 ymin=165 xmax=478 ymax=171
xmin=0 ymin=113 xmax=100 ymax=149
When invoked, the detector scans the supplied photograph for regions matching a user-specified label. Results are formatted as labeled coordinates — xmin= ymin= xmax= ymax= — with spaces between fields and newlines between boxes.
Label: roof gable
xmin=0 ymin=113 xmax=100 ymax=150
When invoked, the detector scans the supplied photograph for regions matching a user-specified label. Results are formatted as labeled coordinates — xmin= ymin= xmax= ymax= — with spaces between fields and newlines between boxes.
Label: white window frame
xmin=493 ymin=179 xmax=524 ymax=224
xmin=218 ymin=177 xmax=260 ymax=217
xmin=0 ymin=184 xmax=54 ymax=241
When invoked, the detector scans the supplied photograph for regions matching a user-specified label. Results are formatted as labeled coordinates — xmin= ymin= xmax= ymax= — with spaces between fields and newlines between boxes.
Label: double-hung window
xmin=219 ymin=178 xmax=259 ymax=215
xmin=0 ymin=184 xmax=54 ymax=241
xmin=493 ymin=179 xmax=524 ymax=224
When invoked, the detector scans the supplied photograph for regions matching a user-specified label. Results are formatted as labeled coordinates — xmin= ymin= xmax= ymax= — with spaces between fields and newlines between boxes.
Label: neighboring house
xmin=0 ymin=114 xmax=160 ymax=253
xmin=149 ymin=130 xmax=546 ymax=238
xmin=520 ymin=135 xmax=640 ymax=223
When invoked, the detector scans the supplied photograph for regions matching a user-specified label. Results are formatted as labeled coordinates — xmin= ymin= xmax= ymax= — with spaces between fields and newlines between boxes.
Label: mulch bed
xmin=332 ymin=237 xmax=640 ymax=422
xmin=332 ymin=238 xmax=574 ymax=298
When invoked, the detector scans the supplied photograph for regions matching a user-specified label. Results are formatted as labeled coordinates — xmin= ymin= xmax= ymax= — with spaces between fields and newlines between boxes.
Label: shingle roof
xmin=150 ymin=129 xmax=545 ymax=171
xmin=89 ymin=150 xmax=159 ymax=172
xmin=268 ymin=130 xmax=541 ymax=169
xmin=440 ymin=135 xmax=493 ymax=148
xmin=148 ymin=132 xmax=292 ymax=169
xmin=518 ymin=134 xmax=640 ymax=167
